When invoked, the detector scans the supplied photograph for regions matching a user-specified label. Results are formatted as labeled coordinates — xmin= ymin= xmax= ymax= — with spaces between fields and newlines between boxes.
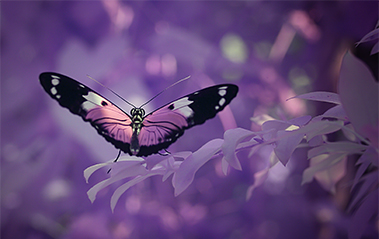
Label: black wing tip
xmin=39 ymin=72 xmax=63 ymax=85
xmin=213 ymin=83 xmax=239 ymax=94
xmin=40 ymin=72 xmax=70 ymax=79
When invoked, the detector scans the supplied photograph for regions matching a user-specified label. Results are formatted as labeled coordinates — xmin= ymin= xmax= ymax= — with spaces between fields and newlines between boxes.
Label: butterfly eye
xmin=130 ymin=108 xmax=135 ymax=115
xmin=140 ymin=108 xmax=145 ymax=116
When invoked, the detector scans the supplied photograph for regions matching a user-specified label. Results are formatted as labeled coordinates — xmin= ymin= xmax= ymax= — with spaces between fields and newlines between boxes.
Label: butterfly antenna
xmin=86 ymin=75 xmax=137 ymax=108
xmin=139 ymin=75 xmax=191 ymax=108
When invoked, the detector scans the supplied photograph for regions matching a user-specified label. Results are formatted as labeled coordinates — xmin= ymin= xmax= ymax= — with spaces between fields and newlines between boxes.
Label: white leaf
xmin=173 ymin=139 xmax=223 ymax=196
xmin=87 ymin=161 xmax=147 ymax=203
xmin=110 ymin=170 xmax=165 ymax=212
xmin=83 ymin=161 xmax=113 ymax=183
xmin=322 ymin=105 xmax=348 ymax=121
xmin=288 ymin=92 xmax=341 ymax=104
xmin=307 ymin=142 xmax=367 ymax=159
xmin=274 ymin=129 xmax=304 ymax=165
xmin=304 ymin=120 xmax=344 ymax=141
xmin=355 ymin=27 xmax=379 ymax=46
xmin=222 ymin=128 xmax=255 ymax=170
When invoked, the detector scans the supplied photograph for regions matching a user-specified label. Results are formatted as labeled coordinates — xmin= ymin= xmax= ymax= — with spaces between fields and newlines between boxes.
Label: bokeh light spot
xmin=43 ymin=179 xmax=71 ymax=201
xmin=220 ymin=33 xmax=248 ymax=63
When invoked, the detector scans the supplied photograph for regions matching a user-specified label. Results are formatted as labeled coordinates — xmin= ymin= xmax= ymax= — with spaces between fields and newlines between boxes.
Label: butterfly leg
xmin=113 ymin=149 xmax=122 ymax=162
xmin=158 ymin=149 xmax=171 ymax=156
xmin=107 ymin=150 xmax=122 ymax=174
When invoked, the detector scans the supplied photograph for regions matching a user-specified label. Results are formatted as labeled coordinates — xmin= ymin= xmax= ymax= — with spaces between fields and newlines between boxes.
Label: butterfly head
xmin=130 ymin=108 xmax=145 ymax=117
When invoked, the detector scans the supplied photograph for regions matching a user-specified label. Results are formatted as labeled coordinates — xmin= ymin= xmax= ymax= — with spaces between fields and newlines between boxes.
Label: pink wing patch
xmin=85 ymin=103 xmax=133 ymax=144
xmin=139 ymin=106 xmax=189 ymax=147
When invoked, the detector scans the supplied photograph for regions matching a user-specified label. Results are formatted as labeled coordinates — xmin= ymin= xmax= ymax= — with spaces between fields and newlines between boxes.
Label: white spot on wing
xmin=79 ymin=84 xmax=85 ymax=88
xmin=56 ymin=95 xmax=61 ymax=99
xmin=51 ymin=87 xmax=57 ymax=95
xmin=51 ymin=75 xmax=60 ymax=79
xmin=218 ymin=86 xmax=228 ymax=90
xmin=218 ymin=89 xmax=226 ymax=96
xmin=82 ymin=92 xmax=107 ymax=111
xmin=219 ymin=98 xmax=226 ymax=106
xmin=52 ymin=79 xmax=59 ymax=85
xmin=172 ymin=97 xmax=194 ymax=117
xmin=215 ymin=105 xmax=220 ymax=110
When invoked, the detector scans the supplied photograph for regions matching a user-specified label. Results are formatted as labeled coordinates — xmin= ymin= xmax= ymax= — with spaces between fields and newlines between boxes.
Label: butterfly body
xmin=40 ymin=72 xmax=238 ymax=157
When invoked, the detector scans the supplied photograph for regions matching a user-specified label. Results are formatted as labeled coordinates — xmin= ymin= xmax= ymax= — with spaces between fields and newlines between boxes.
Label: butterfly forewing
xmin=39 ymin=72 xmax=134 ymax=154
xmin=137 ymin=84 xmax=238 ymax=156
xmin=40 ymin=72 xmax=238 ymax=157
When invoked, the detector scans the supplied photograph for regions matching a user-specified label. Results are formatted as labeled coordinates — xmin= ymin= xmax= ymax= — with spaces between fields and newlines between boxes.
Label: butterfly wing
xmin=39 ymin=72 xmax=134 ymax=155
xmin=137 ymin=84 xmax=238 ymax=156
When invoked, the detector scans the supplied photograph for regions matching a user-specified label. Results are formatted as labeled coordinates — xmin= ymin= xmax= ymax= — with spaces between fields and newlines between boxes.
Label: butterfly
xmin=39 ymin=72 xmax=238 ymax=157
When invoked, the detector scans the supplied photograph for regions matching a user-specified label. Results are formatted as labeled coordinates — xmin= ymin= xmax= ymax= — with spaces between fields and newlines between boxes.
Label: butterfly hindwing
xmin=137 ymin=84 xmax=238 ymax=156
xmin=39 ymin=72 xmax=134 ymax=155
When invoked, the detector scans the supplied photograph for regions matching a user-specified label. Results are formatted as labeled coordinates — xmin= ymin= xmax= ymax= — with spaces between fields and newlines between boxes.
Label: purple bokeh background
xmin=1 ymin=1 xmax=378 ymax=239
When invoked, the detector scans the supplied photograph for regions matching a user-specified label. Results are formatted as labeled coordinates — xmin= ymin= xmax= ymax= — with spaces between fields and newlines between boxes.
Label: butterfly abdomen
xmin=130 ymin=131 xmax=140 ymax=155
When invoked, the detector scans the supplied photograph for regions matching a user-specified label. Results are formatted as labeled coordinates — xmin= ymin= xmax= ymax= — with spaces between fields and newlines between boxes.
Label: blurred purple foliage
xmin=1 ymin=1 xmax=378 ymax=239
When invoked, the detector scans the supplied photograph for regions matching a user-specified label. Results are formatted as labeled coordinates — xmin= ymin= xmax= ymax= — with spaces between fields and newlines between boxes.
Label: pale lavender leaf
xmin=248 ymin=140 xmax=265 ymax=158
xmin=260 ymin=119 xmax=341 ymax=143
xmin=307 ymin=142 xmax=367 ymax=159
xmin=262 ymin=120 xmax=291 ymax=131
xmin=348 ymin=188 xmax=378 ymax=239
xmin=308 ymin=135 xmax=325 ymax=147
xmin=356 ymin=146 xmax=378 ymax=167
xmin=172 ymin=151 xmax=193 ymax=159
xmin=302 ymin=153 xmax=346 ymax=185
xmin=355 ymin=27 xmax=379 ymax=46
xmin=313 ymin=156 xmax=346 ymax=193
xmin=261 ymin=120 xmax=291 ymax=142
xmin=222 ymin=128 xmax=255 ymax=170
xmin=84 ymin=161 xmax=113 ymax=183
xmin=109 ymin=157 xmax=146 ymax=176
xmin=159 ymin=156 xmax=185 ymax=182
xmin=173 ymin=139 xmax=223 ymax=196
xmin=145 ymin=154 xmax=169 ymax=170
xmin=341 ymin=124 xmax=358 ymax=142
xmin=371 ymin=42 xmax=379 ymax=55
xmin=246 ymin=152 xmax=279 ymax=200
xmin=352 ymin=160 xmax=371 ymax=193
xmin=221 ymin=157 xmax=229 ymax=175
xmin=87 ymin=162 xmax=147 ymax=203
xmin=246 ymin=168 xmax=269 ymax=200
xmin=288 ymin=115 xmax=312 ymax=126
xmin=110 ymin=171 xmax=165 ymax=212
xmin=322 ymin=105 xmax=348 ymax=121
xmin=351 ymin=146 xmax=379 ymax=190
xmin=338 ymin=52 xmax=379 ymax=146
xmin=250 ymin=114 xmax=275 ymax=126
xmin=304 ymin=120 xmax=344 ymax=141
xmin=288 ymin=92 xmax=341 ymax=104
xmin=274 ymin=129 xmax=304 ymax=165
xmin=159 ymin=151 xmax=192 ymax=181
xmin=348 ymin=171 xmax=378 ymax=212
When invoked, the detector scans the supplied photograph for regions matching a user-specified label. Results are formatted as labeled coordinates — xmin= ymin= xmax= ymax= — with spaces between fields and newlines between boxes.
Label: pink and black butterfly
xmin=39 ymin=72 xmax=238 ymax=157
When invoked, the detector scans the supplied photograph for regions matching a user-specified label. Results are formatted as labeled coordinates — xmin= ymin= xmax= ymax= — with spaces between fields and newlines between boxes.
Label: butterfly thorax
xmin=130 ymin=108 xmax=145 ymax=155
